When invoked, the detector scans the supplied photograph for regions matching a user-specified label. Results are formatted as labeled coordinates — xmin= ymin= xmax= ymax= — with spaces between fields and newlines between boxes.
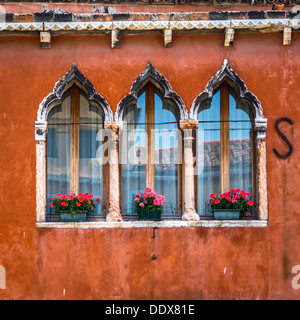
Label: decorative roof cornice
xmin=1 ymin=18 xmax=298 ymax=32
xmin=0 ymin=11 xmax=299 ymax=31
xmin=0 ymin=11 xmax=299 ymax=48
xmin=1 ymin=10 xmax=300 ymax=25
xmin=0 ymin=0 xmax=299 ymax=5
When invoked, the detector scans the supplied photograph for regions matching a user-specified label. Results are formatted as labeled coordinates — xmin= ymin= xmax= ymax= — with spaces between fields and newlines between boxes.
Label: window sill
xmin=36 ymin=219 xmax=267 ymax=229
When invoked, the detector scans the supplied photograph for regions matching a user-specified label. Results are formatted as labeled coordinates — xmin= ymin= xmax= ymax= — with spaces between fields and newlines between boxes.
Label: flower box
xmin=50 ymin=192 xmax=101 ymax=222
xmin=138 ymin=209 xmax=162 ymax=221
xmin=209 ymin=189 xmax=254 ymax=220
xmin=213 ymin=209 xmax=240 ymax=220
xmin=59 ymin=211 xmax=87 ymax=222
xmin=134 ymin=187 xmax=165 ymax=221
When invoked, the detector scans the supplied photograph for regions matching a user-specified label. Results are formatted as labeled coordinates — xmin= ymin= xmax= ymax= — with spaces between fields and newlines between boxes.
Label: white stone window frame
xmin=115 ymin=61 xmax=200 ymax=222
xmin=35 ymin=63 xmax=113 ymax=223
xmin=189 ymin=59 xmax=268 ymax=221
xmin=36 ymin=60 xmax=268 ymax=228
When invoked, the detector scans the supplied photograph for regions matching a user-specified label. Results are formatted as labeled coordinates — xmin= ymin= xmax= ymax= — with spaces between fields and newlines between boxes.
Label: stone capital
xmin=179 ymin=119 xmax=198 ymax=131
xmin=104 ymin=121 xmax=123 ymax=142
xmin=35 ymin=121 xmax=47 ymax=141
xmin=254 ymin=118 xmax=267 ymax=140
xmin=104 ymin=121 xmax=123 ymax=132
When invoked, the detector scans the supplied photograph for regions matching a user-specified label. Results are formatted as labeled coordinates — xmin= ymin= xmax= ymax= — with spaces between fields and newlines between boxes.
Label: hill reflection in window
xmin=121 ymin=83 xmax=180 ymax=217
xmin=197 ymin=83 xmax=253 ymax=216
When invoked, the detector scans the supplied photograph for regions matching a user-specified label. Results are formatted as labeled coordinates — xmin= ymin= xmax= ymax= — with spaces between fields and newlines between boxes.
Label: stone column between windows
xmin=35 ymin=122 xmax=47 ymax=222
xmin=104 ymin=121 xmax=123 ymax=222
xmin=179 ymin=120 xmax=200 ymax=221
xmin=255 ymin=119 xmax=268 ymax=220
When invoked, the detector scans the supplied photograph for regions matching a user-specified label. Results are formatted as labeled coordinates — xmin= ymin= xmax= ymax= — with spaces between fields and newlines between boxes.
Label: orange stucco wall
xmin=0 ymin=25 xmax=299 ymax=299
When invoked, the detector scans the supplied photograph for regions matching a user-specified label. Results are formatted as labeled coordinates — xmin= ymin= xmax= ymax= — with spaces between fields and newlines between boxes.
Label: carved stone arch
xmin=190 ymin=59 xmax=264 ymax=121
xmin=190 ymin=59 xmax=268 ymax=221
xmin=36 ymin=62 xmax=113 ymax=125
xmin=115 ymin=61 xmax=188 ymax=121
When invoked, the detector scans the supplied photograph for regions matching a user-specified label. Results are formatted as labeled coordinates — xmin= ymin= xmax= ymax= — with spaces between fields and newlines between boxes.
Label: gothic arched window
xmin=47 ymin=84 xmax=105 ymax=215
xmin=197 ymin=81 xmax=254 ymax=217
xmin=120 ymin=82 xmax=182 ymax=218
xmin=35 ymin=63 xmax=113 ymax=222
xmin=191 ymin=59 xmax=267 ymax=220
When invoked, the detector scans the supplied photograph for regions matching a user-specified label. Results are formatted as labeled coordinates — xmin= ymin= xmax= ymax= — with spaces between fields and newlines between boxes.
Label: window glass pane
xmin=47 ymin=91 xmax=71 ymax=213
xmin=79 ymin=90 xmax=103 ymax=214
xmin=154 ymin=90 xmax=179 ymax=215
xmin=229 ymin=93 xmax=253 ymax=201
xmin=121 ymin=91 xmax=146 ymax=214
xmin=197 ymin=90 xmax=221 ymax=216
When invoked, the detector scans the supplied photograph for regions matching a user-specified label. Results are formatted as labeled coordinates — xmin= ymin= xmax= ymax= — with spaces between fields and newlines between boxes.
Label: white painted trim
xmin=170 ymin=20 xmax=230 ymax=30
xmin=230 ymin=18 xmax=289 ymax=29
xmin=0 ymin=18 xmax=298 ymax=33
xmin=44 ymin=21 xmax=113 ymax=31
xmin=36 ymin=220 xmax=268 ymax=229
xmin=113 ymin=20 xmax=169 ymax=30
xmin=0 ymin=22 xmax=43 ymax=31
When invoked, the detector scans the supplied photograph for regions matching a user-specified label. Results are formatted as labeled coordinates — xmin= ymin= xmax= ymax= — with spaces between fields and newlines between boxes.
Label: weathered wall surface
xmin=0 ymin=25 xmax=299 ymax=299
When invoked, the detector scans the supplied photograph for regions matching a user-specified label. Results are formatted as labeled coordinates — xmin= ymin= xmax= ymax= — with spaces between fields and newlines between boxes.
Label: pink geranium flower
xmin=210 ymin=189 xmax=254 ymax=217
xmin=149 ymin=191 xmax=157 ymax=197
xmin=145 ymin=187 xmax=152 ymax=193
